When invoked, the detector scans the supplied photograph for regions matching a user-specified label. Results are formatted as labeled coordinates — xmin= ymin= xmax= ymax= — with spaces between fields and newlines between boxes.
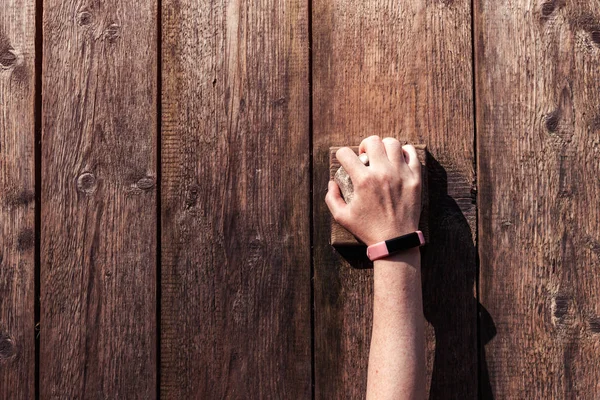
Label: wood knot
xmin=576 ymin=14 xmax=600 ymax=47
xmin=590 ymin=30 xmax=600 ymax=47
xmin=17 ymin=228 xmax=34 ymax=251
xmin=104 ymin=24 xmax=121 ymax=43
xmin=4 ymin=189 xmax=35 ymax=208
xmin=77 ymin=11 xmax=93 ymax=26
xmin=0 ymin=48 xmax=18 ymax=69
xmin=541 ymin=1 xmax=556 ymax=18
xmin=186 ymin=184 xmax=199 ymax=208
xmin=590 ymin=318 xmax=600 ymax=333
xmin=77 ymin=172 xmax=97 ymax=194
xmin=136 ymin=176 xmax=155 ymax=190
xmin=545 ymin=110 xmax=560 ymax=132
xmin=0 ymin=333 xmax=17 ymax=362
xmin=553 ymin=295 xmax=570 ymax=319
xmin=273 ymin=97 xmax=287 ymax=106
xmin=592 ymin=114 xmax=600 ymax=132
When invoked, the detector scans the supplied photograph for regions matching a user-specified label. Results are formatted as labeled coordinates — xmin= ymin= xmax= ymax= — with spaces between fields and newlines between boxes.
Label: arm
xmin=368 ymin=249 xmax=425 ymax=399
xmin=325 ymin=135 xmax=426 ymax=400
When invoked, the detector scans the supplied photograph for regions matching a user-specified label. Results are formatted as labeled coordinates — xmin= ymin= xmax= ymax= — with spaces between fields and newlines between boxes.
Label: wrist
xmin=373 ymin=248 xmax=422 ymax=307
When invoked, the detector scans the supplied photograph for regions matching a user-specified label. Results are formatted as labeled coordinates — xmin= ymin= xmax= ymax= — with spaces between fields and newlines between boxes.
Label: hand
xmin=325 ymin=136 xmax=422 ymax=246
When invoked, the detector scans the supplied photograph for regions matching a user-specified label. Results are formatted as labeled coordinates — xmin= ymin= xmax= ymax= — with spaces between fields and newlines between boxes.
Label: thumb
xmin=325 ymin=180 xmax=348 ymax=224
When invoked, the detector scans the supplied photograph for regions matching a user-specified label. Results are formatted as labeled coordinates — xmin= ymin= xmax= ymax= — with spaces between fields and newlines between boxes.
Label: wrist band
xmin=366 ymin=231 xmax=425 ymax=261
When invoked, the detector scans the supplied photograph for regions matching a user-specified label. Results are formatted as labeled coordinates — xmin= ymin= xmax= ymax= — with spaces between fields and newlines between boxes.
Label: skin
xmin=325 ymin=135 xmax=425 ymax=400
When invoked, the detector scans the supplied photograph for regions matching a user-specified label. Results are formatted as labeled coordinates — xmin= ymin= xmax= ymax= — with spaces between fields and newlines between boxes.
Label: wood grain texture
xmin=476 ymin=0 xmax=600 ymax=397
xmin=312 ymin=0 xmax=478 ymax=398
xmin=160 ymin=0 xmax=311 ymax=398
xmin=329 ymin=145 xmax=428 ymax=246
xmin=0 ymin=1 xmax=36 ymax=398
xmin=40 ymin=0 xmax=157 ymax=397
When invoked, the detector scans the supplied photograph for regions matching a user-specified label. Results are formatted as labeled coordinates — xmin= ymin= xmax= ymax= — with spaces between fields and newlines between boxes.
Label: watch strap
xmin=366 ymin=231 xmax=425 ymax=261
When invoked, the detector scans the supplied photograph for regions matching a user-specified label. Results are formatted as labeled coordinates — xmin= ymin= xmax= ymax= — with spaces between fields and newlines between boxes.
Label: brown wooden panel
xmin=476 ymin=0 xmax=600 ymax=397
xmin=160 ymin=0 xmax=311 ymax=398
xmin=40 ymin=1 xmax=157 ymax=397
xmin=0 ymin=1 xmax=36 ymax=398
xmin=313 ymin=1 xmax=478 ymax=398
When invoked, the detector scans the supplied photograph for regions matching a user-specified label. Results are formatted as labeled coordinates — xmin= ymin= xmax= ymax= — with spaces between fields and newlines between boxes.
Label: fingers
xmin=358 ymin=135 xmax=388 ymax=166
xmin=340 ymin=136 xmax=421 ymax=176
xmin=336 ymin=147 xmax=366 ymax=177
xmin=381 ymin=137 xmax=405 ymax=166
xmin=325 ymin=180 xmax=348 ymax=224
xmin=402 ymin=144 xmax=421 ymax=174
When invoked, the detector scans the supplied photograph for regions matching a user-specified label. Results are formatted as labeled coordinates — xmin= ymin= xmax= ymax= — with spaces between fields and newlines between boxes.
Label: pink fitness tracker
xmin=366 ymin=231 xmax=425 ymax=261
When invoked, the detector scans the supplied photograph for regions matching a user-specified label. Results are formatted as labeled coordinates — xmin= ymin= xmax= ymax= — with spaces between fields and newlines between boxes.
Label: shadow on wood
xmin=421 ymin=153 xmax=495 ymax=399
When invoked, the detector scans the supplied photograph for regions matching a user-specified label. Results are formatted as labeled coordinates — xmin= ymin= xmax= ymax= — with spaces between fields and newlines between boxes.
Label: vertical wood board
xmin=0 ymin=1 xmax=36 ymax=398
xmin=40 ymin=0 xmax=158 ymax=397
xmin=160 ymin=0 xmax=311 ymax=398
xmin=476 ymin=0 xmax=600 ymax=397
xmin=312 ymin=0 xmax=478 ymax=398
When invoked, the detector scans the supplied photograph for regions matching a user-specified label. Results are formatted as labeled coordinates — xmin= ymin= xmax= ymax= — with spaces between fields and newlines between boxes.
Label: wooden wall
xmin=0 ymin=0 xmax=599 ymax=398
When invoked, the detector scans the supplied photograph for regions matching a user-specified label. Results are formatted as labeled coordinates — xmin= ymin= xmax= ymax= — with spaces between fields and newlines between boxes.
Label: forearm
xmin=366 ymin=248 xmax=426 ymax=400
xmin=325 ymin=137 xmax=425 ymax=398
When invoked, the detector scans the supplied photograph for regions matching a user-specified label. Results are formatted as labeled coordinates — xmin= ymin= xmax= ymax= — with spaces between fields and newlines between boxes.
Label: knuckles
xmin=364 ymin=135 xmax=381 ymax=144
xmin=332 ymin=208 xmax=349 ymax=226
xmin=351 ymin=172 xmax=369 ymax=189
xmin=378 ymin=169 xmax=396 ymax=183
xmin=335 ymin=146 xmax=354 ymax=161
xmin=382 ymin=137 xmax=401 ymax=147
xmin=355 ymin=169 xmax=420 ymax=193
xmin=404 ymin=177 xmax=421 ymax=191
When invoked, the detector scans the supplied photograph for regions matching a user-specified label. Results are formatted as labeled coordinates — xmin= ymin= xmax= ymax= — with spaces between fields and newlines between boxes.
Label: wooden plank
xmin=476 ymin=1 xmax=600 ymax=397
xmin=0 ymin=1 xmax=36 ymax=398
xmin=160 ymin=0 xmax=311 ymax=398
xmin=313 ymin=0 xmax=478 ymax=398
xmin=329 ymin=145 xmax=429 ymax=246
xmin=40 ymin=1 xmax=157 ymax=397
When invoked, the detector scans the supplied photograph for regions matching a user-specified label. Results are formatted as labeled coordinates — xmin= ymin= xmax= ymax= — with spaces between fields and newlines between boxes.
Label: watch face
xmin=386 ymin=232 xmax=423 ymax=255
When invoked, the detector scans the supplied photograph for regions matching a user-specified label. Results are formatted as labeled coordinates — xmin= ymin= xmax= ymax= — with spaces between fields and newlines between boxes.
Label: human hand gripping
xmin=325 ymin=135 xmax=426 ymax=400
xmin=325 ymin=135 xmax=422 ymax=245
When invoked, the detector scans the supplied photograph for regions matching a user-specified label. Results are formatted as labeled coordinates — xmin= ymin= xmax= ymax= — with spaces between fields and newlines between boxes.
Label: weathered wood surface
xmin=1 ymin=0 xmax=597 ymax=397
xmin=0 ymin=1 xmax=36 ymax=398
xmin=329 ymin=145 xmax=429 ymax=247
xmin=160 ymin=0 xmax=311 ymax=398
xmin=313 ymin=0 xmax=478 ymax=398
xmin=476 ymin=0 xmax=600 ymax=398
xmin=40 ymin=1 xmax=157 ymax=397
